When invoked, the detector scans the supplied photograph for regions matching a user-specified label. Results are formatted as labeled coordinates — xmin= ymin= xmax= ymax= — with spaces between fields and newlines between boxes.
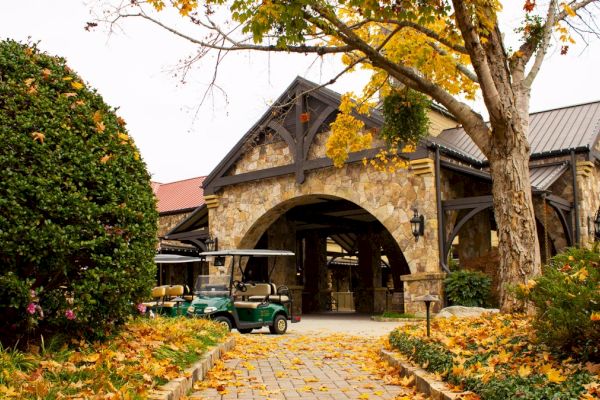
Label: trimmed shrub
xmin=0 ymin=40 xmax=158 ymax=344
xmin=518 ymin=247 xmax=600 ymax=361
xmin=444 ymin=270 xmax=492 ymax=307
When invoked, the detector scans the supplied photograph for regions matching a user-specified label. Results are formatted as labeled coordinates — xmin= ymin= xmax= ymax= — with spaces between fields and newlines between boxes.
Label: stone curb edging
xmin=148 ymin=336 xmax=235 ymax=400
xmin=370 ymin=316 xmax=424 ymax=322
xmin=379 ymin=348 xmax=473 ymax=400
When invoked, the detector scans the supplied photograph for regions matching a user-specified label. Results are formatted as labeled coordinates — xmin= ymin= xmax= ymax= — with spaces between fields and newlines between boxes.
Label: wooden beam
xmin=303 ymin=105 xmax=336 ymax=160
xmin=443 ymin=196 xmax=494 ymax=210
xmin=267 ymin=121 xmax=297 ymax=157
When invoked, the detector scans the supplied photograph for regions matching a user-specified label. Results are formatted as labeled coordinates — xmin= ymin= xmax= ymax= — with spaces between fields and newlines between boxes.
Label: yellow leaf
xmin=83 ymin=353 xmax=100 ymax=363
xmin=93 ymin=111 xmax=103 ymax=123
xmin=71 ymin=81 xmax=84 ymax=90
xmin=518 ymin=365 xmax=531 ymax=378
xmin=31 ymin=131 xmax=45 ymax=143
xmin=358 ymin=394 xmax=370 ymax=399
xmin=96 ymin=121 xmax=105 ymax=133
xmin=101 ymin=154 xmax=112 ymax=164
xmin=545 ymin=367 xmax=567 ymax=383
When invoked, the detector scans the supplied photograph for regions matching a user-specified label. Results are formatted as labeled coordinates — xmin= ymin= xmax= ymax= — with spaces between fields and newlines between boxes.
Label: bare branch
xmin=118 ymin=12 xmax=354 ymax=55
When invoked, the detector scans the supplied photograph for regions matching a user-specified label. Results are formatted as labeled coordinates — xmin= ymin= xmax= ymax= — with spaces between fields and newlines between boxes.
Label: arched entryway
xmin=237 ymin=195 xmax=410 ymax=315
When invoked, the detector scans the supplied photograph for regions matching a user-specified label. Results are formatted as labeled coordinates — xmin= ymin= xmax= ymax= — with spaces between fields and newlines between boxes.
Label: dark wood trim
xmin=296 ymin=88 xmax=305 ymax=183
xmin=546 ymin=194 xmax=572 ymax=210
xmin=444 ymin=204 xmax=493 ymax=258
xmin=267 ymin=121 xmax=296 ymax=156
xmin=435 ymin=148 xmax=450 ymax=273
xmin=211 ymin=164 xmax=296 ymax=191
xmin=443 ymin=196 xmax=494 ymax=210
xmin=303 ymin=105 xmax=336 ymax=160
xmin=440 ymin=160 xmax=492 ymax=181
xmin=165 ymin=228 xmax=209 ymax=241
xmin=571 ymin=151 xmax=581 ymax=245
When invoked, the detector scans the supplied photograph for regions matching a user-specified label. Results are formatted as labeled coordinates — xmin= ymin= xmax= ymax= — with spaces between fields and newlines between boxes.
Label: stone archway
xmin=226 ymin=194 xmax=412 ymax=314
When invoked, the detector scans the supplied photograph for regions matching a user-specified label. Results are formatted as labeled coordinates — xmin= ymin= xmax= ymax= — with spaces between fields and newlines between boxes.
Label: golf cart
xmin=141 ymin=254 xmax=204 ymax=317
xmin=186 ymin=249 xmax=301 ymax=334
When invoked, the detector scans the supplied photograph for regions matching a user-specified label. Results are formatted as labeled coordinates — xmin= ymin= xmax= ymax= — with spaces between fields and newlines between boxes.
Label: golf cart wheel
xmin=237 ymin=328 xmax=253 ymax=334
xmin=213 ymin=316 xmax=232 ymax=331
xmin=269 ymin=314 xmax=287 ymax=334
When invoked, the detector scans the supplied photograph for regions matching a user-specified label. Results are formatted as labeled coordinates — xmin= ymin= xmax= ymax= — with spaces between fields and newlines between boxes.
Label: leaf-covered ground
xmin=0 ymin=317 xmax=227 ymax=399
xmin=389 ymin=314 xmax=600 ymax=399
xmin=190 ymin=332 xmax=426 ymax=400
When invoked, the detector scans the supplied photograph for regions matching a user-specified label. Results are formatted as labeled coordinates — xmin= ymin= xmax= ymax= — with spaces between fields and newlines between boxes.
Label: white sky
xmin=1 ymin=1 xmax=599 ymax=182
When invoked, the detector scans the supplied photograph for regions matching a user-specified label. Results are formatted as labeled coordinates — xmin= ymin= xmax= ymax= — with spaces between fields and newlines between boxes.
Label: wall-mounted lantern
xmin=410 ymin=208 xmax=425 ymax=241
xmin=205 ymin=236 xmax=218 ymax=252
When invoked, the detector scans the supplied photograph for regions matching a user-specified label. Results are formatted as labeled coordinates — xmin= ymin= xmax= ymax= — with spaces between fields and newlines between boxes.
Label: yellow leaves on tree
xmin=326 ymin=96 xmax=372 ymax=168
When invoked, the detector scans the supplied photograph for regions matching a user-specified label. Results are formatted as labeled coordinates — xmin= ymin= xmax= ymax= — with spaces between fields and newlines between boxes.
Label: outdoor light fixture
xmin=410 ymin=208 xmax=425 ymax=241
xmin=204 ymin=236 xmax=219 ymax=251
xmin=594 ymin=209 xmax=600 ymax=241
xmin=414 ymin=294 xmax=439 ymax=337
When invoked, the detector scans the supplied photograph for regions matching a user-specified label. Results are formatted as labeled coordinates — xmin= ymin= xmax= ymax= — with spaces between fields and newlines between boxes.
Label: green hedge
xmin=444 ymin=270 xmax=492 ymax=307
xmin=518 ymin=246 xmax=600 ymax=361
xmin=0 ymin=40 xmax=158 ymax=344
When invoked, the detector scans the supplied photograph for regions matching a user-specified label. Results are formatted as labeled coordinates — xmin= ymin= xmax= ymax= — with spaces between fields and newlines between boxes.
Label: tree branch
xmin=523 ymin=0 xmax=558 ymax=87
xmin=119 ymin=12 xmax=354 ymax=55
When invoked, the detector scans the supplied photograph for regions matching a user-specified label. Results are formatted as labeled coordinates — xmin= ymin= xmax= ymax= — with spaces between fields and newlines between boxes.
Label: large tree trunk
xmin=487 ymin=112 xmax=541 ymax=312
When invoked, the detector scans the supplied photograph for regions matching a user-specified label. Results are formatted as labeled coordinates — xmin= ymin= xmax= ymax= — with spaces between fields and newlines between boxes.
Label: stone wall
xmin=158 ymin=211 xmax=193 ymax=238
xmin=229 ymin=139 xmax=292 ymax=175
xmin=576 ymin=159 xmax=600 ymax=246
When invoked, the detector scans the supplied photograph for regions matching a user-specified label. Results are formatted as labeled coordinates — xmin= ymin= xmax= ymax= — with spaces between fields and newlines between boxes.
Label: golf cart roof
xmin=154 ymin=254 xmax=205 ymax=264
xmin=199 ymin=249 xmax=295 ymax=257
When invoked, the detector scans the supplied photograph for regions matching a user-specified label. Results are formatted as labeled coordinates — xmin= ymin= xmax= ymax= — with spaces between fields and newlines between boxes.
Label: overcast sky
xmin=1 ymin=1 xmax=599 ymax=182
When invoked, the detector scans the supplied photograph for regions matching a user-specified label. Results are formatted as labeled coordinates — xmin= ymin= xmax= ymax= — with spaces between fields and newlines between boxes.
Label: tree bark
xmin=486 ymin=107 xmax=541 ymax=313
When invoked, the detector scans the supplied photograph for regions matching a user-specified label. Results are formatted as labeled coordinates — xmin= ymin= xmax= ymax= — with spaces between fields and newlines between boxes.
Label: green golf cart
xmin=141 ymin=254 xmax=204 ymax=317
xmin=186 ymin=249 xmax=300 ymax=334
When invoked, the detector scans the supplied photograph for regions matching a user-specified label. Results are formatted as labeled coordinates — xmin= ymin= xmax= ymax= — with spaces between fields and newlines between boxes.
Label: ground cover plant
xmin=0 ymin=39 xmax=158 ymax=344
xmin=0 ymin=317 xmax=227 ymax=399
xmin=389 ymin=314 xmax=600 ymax=399
xmin=444 ymin=270 xmax=493 ymax=307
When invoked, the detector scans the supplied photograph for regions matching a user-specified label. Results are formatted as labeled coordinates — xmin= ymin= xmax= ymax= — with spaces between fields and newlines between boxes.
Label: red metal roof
xmin=153 ymin=176 xmax=206 ymax=214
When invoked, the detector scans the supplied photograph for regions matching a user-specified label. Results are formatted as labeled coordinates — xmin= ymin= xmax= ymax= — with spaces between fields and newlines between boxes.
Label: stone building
xmin=153 ymin=177 xmax=207 ymax=288
xmin=166 ymin=77 xmax=600 ymax=314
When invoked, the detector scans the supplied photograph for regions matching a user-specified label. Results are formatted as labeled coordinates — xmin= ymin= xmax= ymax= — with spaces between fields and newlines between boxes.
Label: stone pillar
xmin=576 ymin=161 xmax=600 ymax=247
xmin=267 ymin=215 xmax=297 ymax=285
xmin=457 ymin=210 xmax=491 ymax=262
xmin=303 ymin=232 xmax=328 ymax=312
xmin=354 ymin=232 xmax=381 ymax=313
xmin=401 ymin=272 xmax=447 ymax=315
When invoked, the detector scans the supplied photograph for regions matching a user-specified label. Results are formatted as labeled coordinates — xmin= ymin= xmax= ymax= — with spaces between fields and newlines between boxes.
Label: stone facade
xmin=208 ymin=128 xmax=442 ymax=314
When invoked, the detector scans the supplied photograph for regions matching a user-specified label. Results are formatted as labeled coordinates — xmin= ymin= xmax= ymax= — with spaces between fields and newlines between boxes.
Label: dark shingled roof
xmin=431 ymin=101 xmax=600 ymax=164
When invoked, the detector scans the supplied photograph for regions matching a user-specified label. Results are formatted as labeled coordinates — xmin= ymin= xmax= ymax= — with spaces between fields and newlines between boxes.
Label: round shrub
xmin=444 ymin=270 xmax=492 ymax=307
xmin=518 ymin=247 xmax=600 ymax=361
xmin=0 ymin=40 xmax=158 ymax=344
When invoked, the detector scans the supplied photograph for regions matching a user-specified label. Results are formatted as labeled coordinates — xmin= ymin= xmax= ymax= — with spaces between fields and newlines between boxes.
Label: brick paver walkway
xmin=190 ymin=332 xmax=421 ymax=400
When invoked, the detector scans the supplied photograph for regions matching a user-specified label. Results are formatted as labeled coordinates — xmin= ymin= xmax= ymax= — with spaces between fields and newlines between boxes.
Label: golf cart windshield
xmin=198 ymin=249 xmax=295 ymax=287
xmin=194 ymin=275 xmax=230 ymax=297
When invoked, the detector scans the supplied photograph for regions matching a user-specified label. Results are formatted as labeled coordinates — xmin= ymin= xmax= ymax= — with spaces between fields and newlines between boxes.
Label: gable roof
xmin=431 ymin=100 xmax=600 ymax=165
xmin=153 ymin=176 xmax=206 ymax=214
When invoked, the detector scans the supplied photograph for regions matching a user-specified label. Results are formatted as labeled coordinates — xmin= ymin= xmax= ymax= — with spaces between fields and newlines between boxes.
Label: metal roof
xmin=199 ymin=249 xmax=295 ymax=257
xmin=529 ymin=163 xmax=569 ymax=190
xmin=432 ymin=101 xmax=600 ymax=164
xmin=442 ymin=160 xmax=569 ymax=191
xmin=153 ymin=176 xmax=206 ymax=214
xmin=154 ymin=254 xmax=205 ymax=264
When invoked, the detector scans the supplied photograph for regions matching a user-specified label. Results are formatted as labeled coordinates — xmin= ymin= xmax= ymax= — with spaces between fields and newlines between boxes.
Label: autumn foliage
xmin=0 ymin=40 xmax=158 ymax=344
xmin=389 ymin=314 xmax=600 ymax=399
xmin=0 ymin=317 xmax=227 ymax=398
xmin=517 ymin=246 xmax=600 ymax=362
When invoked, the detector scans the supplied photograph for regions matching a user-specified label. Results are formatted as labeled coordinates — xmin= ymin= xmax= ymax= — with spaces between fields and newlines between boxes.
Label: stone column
xmin=401 ymin=273 xmax=446 ymax=315
xmin=267 ymin=215 xmax=297 ymax=285
xmin=354 ymin=232 xmax=381 ymax=313
xmin=303 ymin=231 xmax=328 ymax=312
xmin=577 ymin=161 xmax=600 ymax=247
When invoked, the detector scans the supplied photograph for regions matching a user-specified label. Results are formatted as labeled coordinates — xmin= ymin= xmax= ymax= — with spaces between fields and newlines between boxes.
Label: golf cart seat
xmin=238 ymin=283 xmax=272 ymax=301
xmin=162 ymin=285 xmax=184 ymax=307
xmin=142 ymin=286 xmax=167 ymax=307
xmin=265 ymin=284 xmax=290 ymax=303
